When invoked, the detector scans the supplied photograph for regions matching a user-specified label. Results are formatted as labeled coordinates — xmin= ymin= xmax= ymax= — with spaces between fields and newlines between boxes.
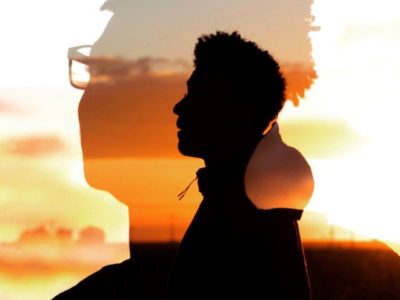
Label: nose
xmin=173 ymin=94 xmax=187 ymax=116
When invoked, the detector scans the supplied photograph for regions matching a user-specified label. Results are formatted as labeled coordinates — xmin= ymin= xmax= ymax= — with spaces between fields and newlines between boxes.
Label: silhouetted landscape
xmin=132 ymin=241 xmax=400 ymax=300
xmin=1 ymin=218 xmax=399 ymax=299
xmin=305 ymin=242 xmax=400 ymax=300
xmin=124 ymin=241 xmax=400 ymax=300
xmin=0 ymin=232 xmax=399 ymax=300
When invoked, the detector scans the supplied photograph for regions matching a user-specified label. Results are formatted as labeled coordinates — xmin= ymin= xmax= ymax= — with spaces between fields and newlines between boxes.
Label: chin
xmin=81 ymin=161 xmax=104 ymax=190
xmin=177 ymin=141 xmax=204 ymax=159
xmin=81 ymin=158 xmax=116 ymax=193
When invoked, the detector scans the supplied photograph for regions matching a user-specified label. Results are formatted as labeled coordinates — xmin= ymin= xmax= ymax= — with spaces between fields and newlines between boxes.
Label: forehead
xmin=187 ymin=68 xmax=232 ymax=91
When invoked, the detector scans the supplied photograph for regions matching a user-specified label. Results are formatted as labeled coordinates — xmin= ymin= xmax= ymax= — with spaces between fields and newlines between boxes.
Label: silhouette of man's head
xmin=174 ymin=31 xmax=286 ymax=160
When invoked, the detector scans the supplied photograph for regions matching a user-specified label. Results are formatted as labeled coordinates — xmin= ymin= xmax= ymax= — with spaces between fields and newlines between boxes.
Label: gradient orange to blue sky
xmin=1 ymin=1 xmax=400 ymax=298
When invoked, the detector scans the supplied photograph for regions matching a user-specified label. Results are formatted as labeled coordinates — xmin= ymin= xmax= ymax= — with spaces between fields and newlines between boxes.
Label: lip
xmin=177 ymin=118 xmax=192 ymax=136
xmin=176 ymin=119 xmax=183 ymax=130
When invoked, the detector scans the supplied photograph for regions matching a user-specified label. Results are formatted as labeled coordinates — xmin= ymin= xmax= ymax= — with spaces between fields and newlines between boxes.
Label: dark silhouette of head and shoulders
xmin=174 ymin=31 xmax=313 ymax=210
xmin=55 ymin=31 xmax=314 ymax=300
xmin=168 ymin=31 xmax=313 ymax=299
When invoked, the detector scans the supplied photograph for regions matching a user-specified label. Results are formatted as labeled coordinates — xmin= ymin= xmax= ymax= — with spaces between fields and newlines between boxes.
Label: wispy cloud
xmin=0 ymin=100 xmax=21 ymax=114
xmin=339 ymin=21 xmax=400 ymax=45
xmin=81 ymin=55 xmax=190 ymax=87
xmin=2 ymin=136 xmax=67 ymax=157
xmin=281 ymin=120 xmax=362 ymax=158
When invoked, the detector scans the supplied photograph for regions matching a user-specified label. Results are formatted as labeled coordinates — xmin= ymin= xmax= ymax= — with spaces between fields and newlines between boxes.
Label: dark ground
xmin=131 ymin=241 xmax=400 ymax=300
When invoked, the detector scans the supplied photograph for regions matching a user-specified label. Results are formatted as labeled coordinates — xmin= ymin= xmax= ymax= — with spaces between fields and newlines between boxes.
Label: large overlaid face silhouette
xmin=69 ymin=0 xmax=316 ymax=241
xmin=78 ymin=72 xmax=185 ymax=193
xmin=79 ymin=74 xmax=181 ymax=158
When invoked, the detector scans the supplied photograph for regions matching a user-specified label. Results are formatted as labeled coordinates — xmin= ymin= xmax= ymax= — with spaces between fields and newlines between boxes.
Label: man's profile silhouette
xmin=167 ymin=31 xmax=313 ymax=299
xmin=55 ymin=29 xmax=314 ymax=299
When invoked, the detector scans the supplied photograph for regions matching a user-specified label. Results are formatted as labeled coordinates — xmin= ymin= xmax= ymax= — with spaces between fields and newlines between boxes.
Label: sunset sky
xmin=1 ymin=0 xmax=399 ymax=255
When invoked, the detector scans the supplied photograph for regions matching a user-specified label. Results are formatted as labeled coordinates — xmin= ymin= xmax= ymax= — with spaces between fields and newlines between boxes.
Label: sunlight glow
xmin=303 ymin=0 xmax=400 ymax=248
xmin=68 ymin=161 xmax=87 ymax=186
xmin=0 ymin=0 xmax=111 ymax=86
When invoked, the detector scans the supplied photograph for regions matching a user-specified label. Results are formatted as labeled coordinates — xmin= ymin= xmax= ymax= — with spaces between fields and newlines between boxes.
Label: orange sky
xmin=1 ymin=0 xmax=400 ymax=254
xmin=0 ymin=0 xmax=318 ymax=244
xmin=2 ymin=2 xmax=400 ymax=299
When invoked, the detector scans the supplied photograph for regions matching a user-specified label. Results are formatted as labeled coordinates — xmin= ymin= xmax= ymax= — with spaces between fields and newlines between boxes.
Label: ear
xmin=262 ymin=119 xmax=278 ymax=135
xmin=239 ymin=103 xmax=261 ymax=131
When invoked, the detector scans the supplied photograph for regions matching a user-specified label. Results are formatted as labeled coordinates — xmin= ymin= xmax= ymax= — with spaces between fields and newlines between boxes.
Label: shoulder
xmin=52 ymin=259 xmax=138 ymax=300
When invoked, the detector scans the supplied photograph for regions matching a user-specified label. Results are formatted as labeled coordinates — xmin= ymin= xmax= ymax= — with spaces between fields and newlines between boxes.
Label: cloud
xmin=78 ymin=226 xmax=105 ymax=244
xmin=81 ymin=56 xmax=190 ymax=87
xmin=0 ymin=100 xmax=21 ymax=114
xmin=18 ymin=224 xmax=104 ymax=244
xmin=339 ymin=21 xmax=400 ymax=46
xmin=2 ymin=136 xmax=67 ymax=157
xmin=18 ymin=225 xmax=53 ymax=244
xmin=280 ymin=120 xmax=362 ymax=158
xmin=83 ymin=56 xmax=313 ymax=99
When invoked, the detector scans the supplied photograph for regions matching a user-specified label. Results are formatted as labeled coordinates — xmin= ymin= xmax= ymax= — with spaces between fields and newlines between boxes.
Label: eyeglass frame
xmin=68 ymin=45 xmax=92 ymax=90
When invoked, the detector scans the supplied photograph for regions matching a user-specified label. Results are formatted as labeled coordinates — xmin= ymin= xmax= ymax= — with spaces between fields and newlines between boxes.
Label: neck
xmin=204 ymin=134 xmax=263 ymax=169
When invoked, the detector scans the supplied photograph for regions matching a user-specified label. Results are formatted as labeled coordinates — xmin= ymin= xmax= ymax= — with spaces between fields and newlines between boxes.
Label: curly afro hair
xmin=194 ymin=31 xmax=286 ymax=132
